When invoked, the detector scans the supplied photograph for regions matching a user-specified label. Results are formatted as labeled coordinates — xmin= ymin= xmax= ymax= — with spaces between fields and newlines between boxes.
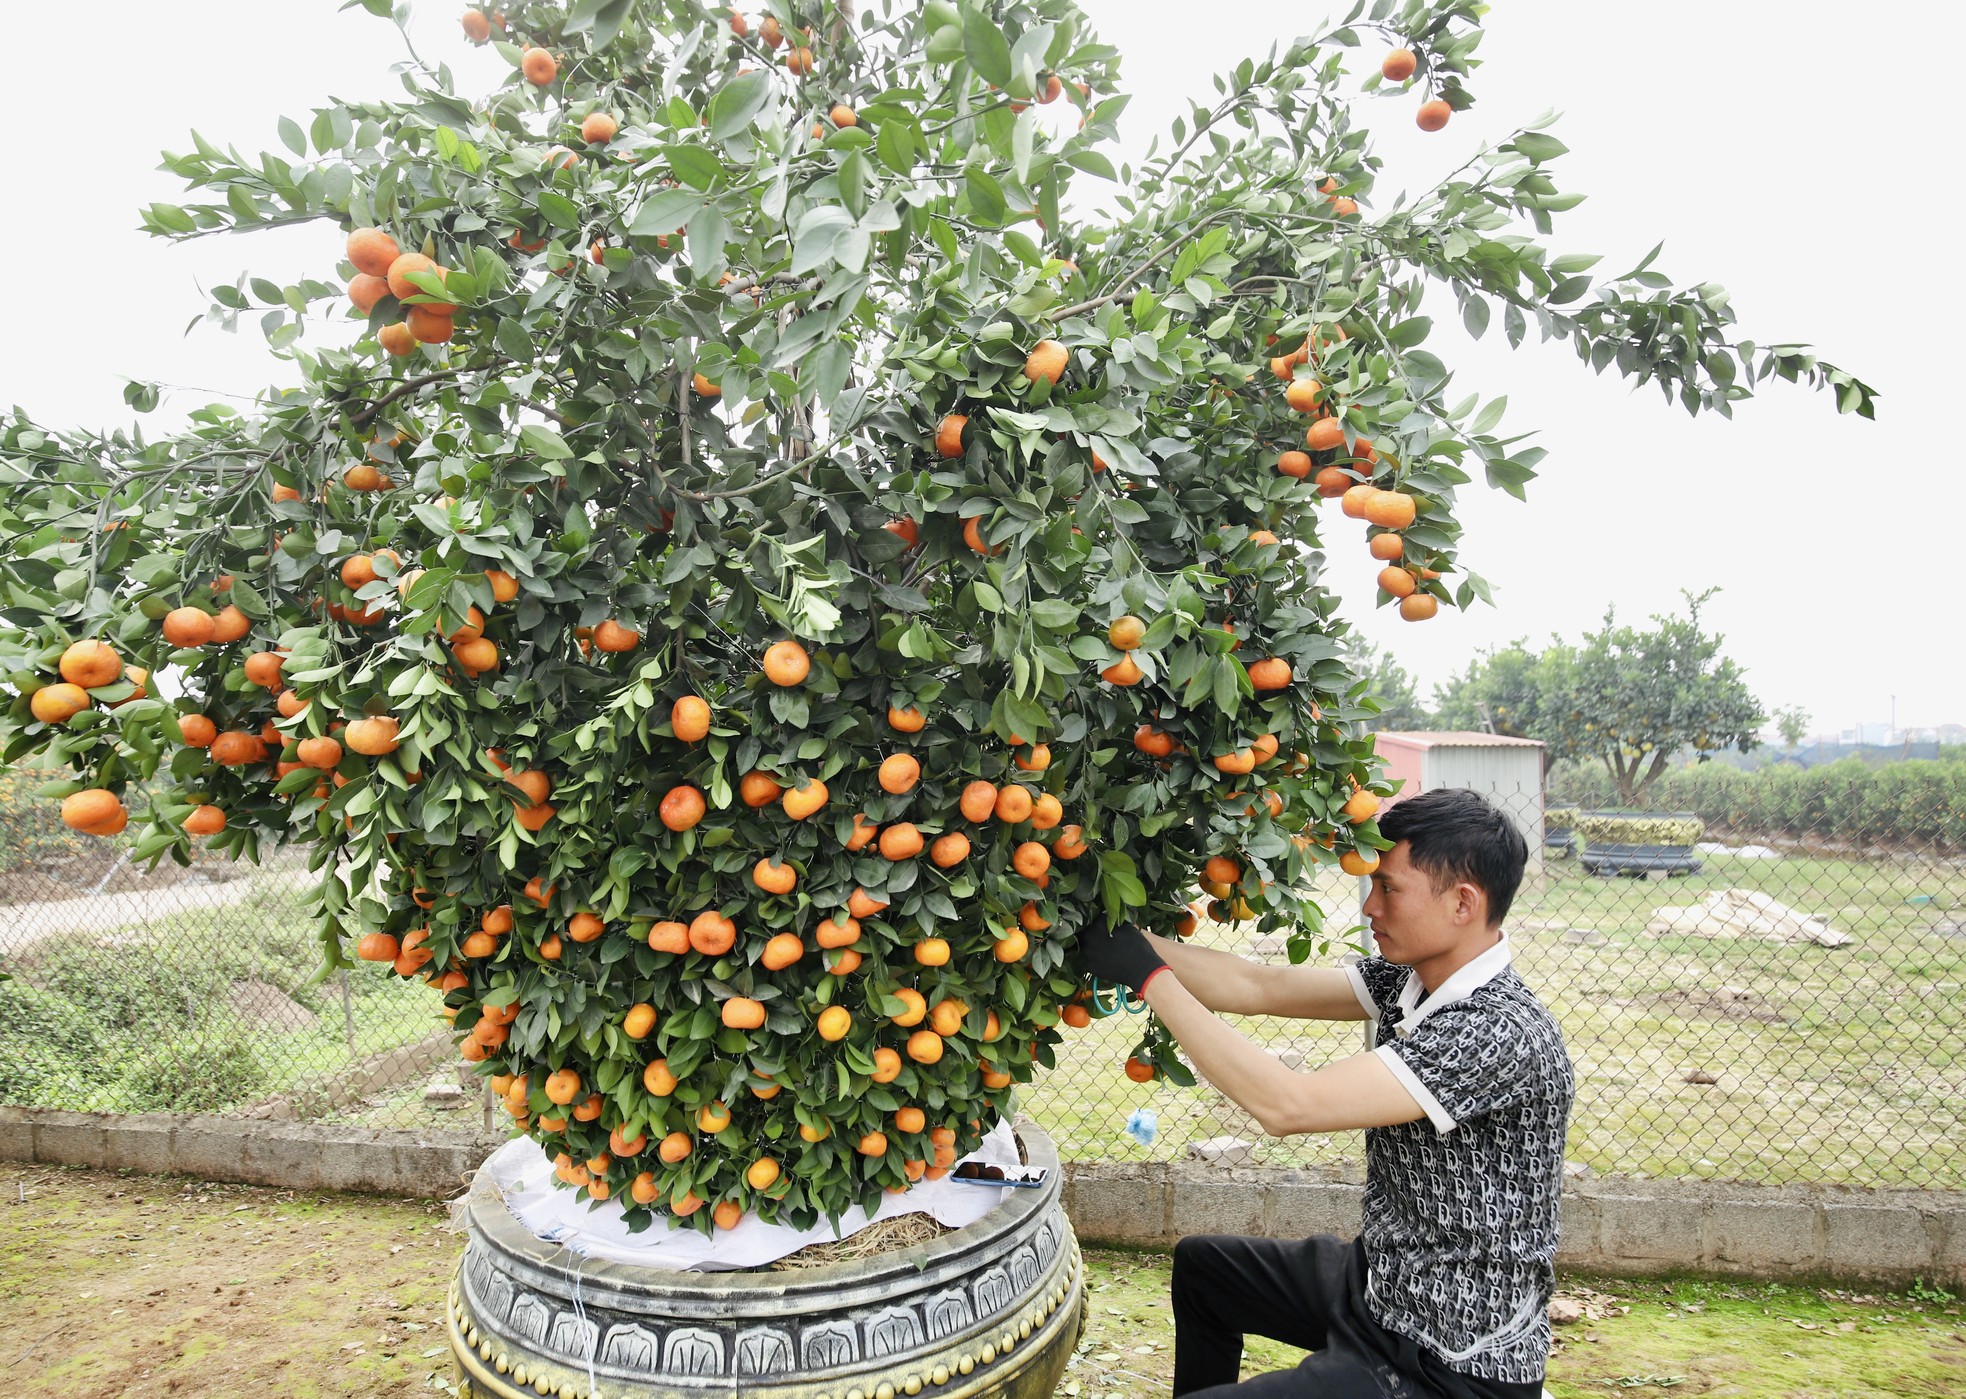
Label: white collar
xmin=1391 ymin=934 xmax=1512 ymax=1038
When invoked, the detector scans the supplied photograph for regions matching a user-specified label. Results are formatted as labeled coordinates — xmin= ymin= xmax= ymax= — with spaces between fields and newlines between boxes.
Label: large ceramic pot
xmin=447 ymin=1121 xmax=1085 ymax=1399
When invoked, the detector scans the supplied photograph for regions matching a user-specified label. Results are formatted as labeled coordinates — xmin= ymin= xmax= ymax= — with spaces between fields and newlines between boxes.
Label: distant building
xmin=1372 ymin=732 xmax=1546 ymax=854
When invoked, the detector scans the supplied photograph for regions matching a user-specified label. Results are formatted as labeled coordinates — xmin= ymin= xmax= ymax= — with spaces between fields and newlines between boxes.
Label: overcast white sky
xmin=2 ymin=2 xmax=1957 ymax=740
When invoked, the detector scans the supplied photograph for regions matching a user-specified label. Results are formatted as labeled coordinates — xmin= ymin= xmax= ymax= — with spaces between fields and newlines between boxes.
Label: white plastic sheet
xmin=481 ymin=1116 xmax=1025 ymax=1271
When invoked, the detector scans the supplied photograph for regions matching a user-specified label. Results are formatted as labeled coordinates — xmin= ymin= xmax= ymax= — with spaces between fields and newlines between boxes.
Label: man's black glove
xmin=1077 ymin=923 xmax=1170 ymax=995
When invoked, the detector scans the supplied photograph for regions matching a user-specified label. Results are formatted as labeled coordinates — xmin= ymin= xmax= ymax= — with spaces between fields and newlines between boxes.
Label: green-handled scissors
xmin=1088 ymin=978 xmax=1148 ymax=1017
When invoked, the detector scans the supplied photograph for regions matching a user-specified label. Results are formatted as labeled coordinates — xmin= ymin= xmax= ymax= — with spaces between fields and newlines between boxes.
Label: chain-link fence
xmin=4 ymin=762 xmax=1961 ymax=1189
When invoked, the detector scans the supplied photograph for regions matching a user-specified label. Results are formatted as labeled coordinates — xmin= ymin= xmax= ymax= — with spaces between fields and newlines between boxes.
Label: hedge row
xmin=1548 ymin=755 xmax=1966 ymax=851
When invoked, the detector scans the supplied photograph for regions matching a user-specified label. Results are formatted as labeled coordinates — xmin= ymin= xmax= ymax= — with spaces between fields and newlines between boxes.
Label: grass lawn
xmin=4 ymin=1162 xmax=1960 ymax=1398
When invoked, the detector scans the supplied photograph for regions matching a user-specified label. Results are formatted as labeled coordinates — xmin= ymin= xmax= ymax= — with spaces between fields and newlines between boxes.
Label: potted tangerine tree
xmin=0 ymin=0 xmax=1866 ymax=1393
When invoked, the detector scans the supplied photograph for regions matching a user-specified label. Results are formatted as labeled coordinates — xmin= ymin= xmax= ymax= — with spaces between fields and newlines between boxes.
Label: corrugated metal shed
xmin=1373 ymin=731 xmax=1546 ymax=854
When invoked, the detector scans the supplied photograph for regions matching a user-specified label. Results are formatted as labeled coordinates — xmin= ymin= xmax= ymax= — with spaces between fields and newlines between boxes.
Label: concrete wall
xmin=1058 ymin=1162 xmax=1966 ymax=1287
xmin=3 ymin=1107 xmax=1960 ymax=1285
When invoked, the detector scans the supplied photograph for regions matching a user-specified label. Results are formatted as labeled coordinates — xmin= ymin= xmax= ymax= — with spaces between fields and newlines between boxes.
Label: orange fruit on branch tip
xmin=753 ymin=858 xmax=797 ymax=895
xmin=593 ymin=619 xmax=639 ymax=652
xmin=762 ymin=639 xmax=810 ymax=685
xmin=784 ymin=45 xmax=815 ymax=74
xmin=930 ymin=832 xmax=971 ymax=867
xmin=817 ymin=1005 xmax=852 ymax=1042
xmin=384 ymin=252 xmax=444 ymax=302
xmin=1416 ymin=98 xmax=1450 ymax=131
xmin=346 ymin=227 xmax=401 ymax=277
xmin=1023 ymin=339 xmax=1068 ymax=385
xmin=658 ymin=784 xmax=706 ymax=831
xmin=1313 ymin=466 xmax=1352 ymax=498
xmin=29 ymin=683 xmax=89 ymax=724
xmin=1306 ymin=417 xmax=1346 ymax=453
xmin=1108 ymin=615 xmax=1145 ymax=650
xmin=1378 ymin=567 xmax=1418 ymax=598
xmin=887 ymin=703 xmax=925 ymax=732
xmin=348 ymin=273 xmax=388 ymax=312
xmin=689 ymin=910 xmax=735 ymax=954
xmin=692 ymin=372 xmax=721 ymax=398
xmin=962 ymin=514 xmax=1000 ymax=556
xmin=1369 ymin=532 xmax=1405 ymax=561
xmin=1101 ymin=654 xmax=1143 ymax=686
xmin=828 ymin=103 xmax=857 ymax=127
xmin=1343 ymin=788 xmax=1382 ymax=824
xmin=1382 ymin=47 xmax=1417 ymax=81
xmin=1340 ymin=483 xmax=1379 ymax=519
xmin=722 ymin=997 xmax=766 ymax=1030
xmin=162 ymin=608 xmax=216 ymax=647
xmin=934 ymin=413 xmax=968 ymax=458
xmin=878 ymin=753 xmax=921 ymax=794
xmin=523 ymin=47 xmax=558 ymax=85
xmin=1284 ymin=379 xmax=1323 ymax=412
xmin=60 ymin=789 xmax=126 ymax=835
xmin=60 ymin=641 xmax=122 ymax=685
xmin=879 ymin=823 xmax=924 ymax=860
xmin=580 ymin=111 xmax=618 ymax=143
xmin=672 ymin=694 xmax=711 ymax=741
xmin=1364 ymin=490 xmax=1417 ymax=529
xmin=781 ymin=779 xmax=828 ymax=819
xmin=378 ymin=323 xmax=417 ymax=357
xmin=407 ymin=306 xmax=455 ymax=343
xmin=1400 ymin=593 xmax=1440 ymax=622
xmin=1248 ymin=657 xmax=1291 ymax=690
xmin=1277 ymin=450 xmax=1313 ymax=479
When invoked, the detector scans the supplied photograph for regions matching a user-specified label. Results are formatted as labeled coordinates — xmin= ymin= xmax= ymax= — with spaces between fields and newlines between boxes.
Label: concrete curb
xmin=1058 ymin=1162 xmax=1966 ymax=1286
xmin=3 ymin=1108 xmax=1959 ymax=1284
xmin=0 ymin=1105 xmax=504 ymax=1201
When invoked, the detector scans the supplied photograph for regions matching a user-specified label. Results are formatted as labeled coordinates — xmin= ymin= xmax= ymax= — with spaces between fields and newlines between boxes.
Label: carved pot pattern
xmin=448 ymin=1121 xmax=1086 ymax=1399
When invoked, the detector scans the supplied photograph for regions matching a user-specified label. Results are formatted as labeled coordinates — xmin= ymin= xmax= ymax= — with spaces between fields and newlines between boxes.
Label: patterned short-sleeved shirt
xmin=1344 ymin=937 xmax=1574 ymax=1385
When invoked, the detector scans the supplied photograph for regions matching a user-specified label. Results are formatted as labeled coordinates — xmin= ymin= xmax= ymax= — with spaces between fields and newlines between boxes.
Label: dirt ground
xmin=4 ymin=1162 xmax=1963 ymax=1398
xmin=1 ymin=1164 xmax=458 ymax=1397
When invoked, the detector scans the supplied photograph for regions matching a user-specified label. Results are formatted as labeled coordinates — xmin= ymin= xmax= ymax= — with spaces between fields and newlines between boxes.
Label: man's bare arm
xmin=1143 ymin=931 xmax=1373 ymax=1022
xmin=1139 ymin=971 xmax=1424 ymax=1136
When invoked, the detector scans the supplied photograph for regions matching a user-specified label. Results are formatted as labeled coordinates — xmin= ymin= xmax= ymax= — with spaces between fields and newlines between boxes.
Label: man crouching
xmin=1079 ymin=787 xmax=1573 ymax=1398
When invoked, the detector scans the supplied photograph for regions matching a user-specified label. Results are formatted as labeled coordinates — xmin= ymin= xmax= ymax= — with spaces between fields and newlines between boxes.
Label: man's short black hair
xmin=1375 ymin=788 xmax=1528 ymax=927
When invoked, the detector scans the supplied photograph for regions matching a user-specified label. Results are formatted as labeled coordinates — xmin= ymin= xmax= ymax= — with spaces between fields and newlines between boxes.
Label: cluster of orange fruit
xmin=1264 ymin=350 xmax=1442 ymax=622
xmin=1380 ymin=47 xmax=1453 ymax=132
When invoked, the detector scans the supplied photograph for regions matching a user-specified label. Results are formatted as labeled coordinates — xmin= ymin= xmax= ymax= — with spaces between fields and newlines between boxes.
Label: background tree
xmin=0 ymin=0 xmax=1862 ymax=1231
xmin=1430 ymin=638 xmax=1548 ymax=741
xmin=1434 ymin=591 xmax=1765 ymax=803
xmin=1773 ymin=705 xmax=1811 ymax=754
xmin=1348 ymin=638 xmax=1429 ymax=730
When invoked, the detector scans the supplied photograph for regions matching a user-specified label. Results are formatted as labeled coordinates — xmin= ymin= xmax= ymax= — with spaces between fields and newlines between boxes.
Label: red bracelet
xmin=1140 ymin=964 xmax=1173 ymax=996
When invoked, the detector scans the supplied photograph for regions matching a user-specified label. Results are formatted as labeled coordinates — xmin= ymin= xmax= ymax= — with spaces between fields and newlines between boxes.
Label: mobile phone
xmin=949 ymin=1162 xmax=1050 ymax=1188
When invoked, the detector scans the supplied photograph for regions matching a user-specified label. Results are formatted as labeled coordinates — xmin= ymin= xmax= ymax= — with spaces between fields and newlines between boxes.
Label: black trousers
xmin=1169 ymin=1234 xmax=1545 ymax=1399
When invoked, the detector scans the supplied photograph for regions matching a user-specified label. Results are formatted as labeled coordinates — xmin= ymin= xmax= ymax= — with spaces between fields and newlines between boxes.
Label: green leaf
xmin=668 ymin=145 xmax=724 ymax=191
xmin=709 ymin=69 xmax=773 ymax=141
xmin=1065 ymin=150 xmax=1118 ymax=181
xmin=520 ymin=424 xmax=573 ymax=460
xmin=876 ymin=120 xmax=916 ymax=176
xmin=790 ymin=205 xmax=853 ymax=275
xmin=1550 ymin=274 xmax=1592 ymax=305
xmin=537 ymin=191 xmax=581 ymax=231
xmin=962 ymin=7 xmax=1014 ymax=88
xmin=496 ymin=317 xmax=533 ymax=363
xmin=964 ymin=167 xmax=1006 ymax=225
xmin=1512 ymin=132 xmax=1569 ymax=164
xmin=277 ymin=116 xmax=307 ymax=158
xmin=630 ymin=188 xmax=705 ymax=237
xmin=1385 ymin=317 xmax=1432 ymax=348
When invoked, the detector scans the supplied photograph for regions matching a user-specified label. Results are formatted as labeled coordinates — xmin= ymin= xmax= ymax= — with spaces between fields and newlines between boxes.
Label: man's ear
xmin=1453 ymin=880 xmax=1485 ymax=927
